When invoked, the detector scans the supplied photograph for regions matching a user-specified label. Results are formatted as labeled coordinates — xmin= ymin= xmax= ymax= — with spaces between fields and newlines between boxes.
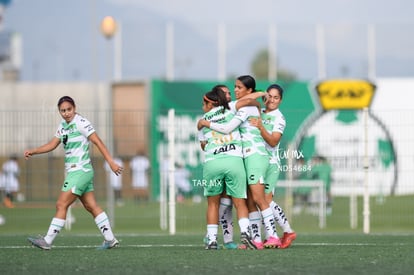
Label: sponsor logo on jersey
xmin=213 ymin=144 xmax=236 ymax=154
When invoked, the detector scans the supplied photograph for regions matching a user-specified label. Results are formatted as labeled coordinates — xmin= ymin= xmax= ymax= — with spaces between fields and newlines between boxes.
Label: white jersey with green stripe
xmin=261 ymin=108 xmax=286 ymax=164
xmin=55 ymin=113 xmax=95 ymax=173
xmin=235 ymin=105 xmax=268 ymax=158
xmin=198 ymin=106 xmax=243 ymax=162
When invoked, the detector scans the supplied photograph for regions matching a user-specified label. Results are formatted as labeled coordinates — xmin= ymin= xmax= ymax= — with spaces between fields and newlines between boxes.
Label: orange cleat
xmin=3 ymin=197 xmax=14 ymax=208
xmin=280 ymin=232 xmax=296 ymax=249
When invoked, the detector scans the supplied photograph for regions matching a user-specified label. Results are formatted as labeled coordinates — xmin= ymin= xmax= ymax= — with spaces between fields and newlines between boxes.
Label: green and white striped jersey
xmin=198 ymin=106 xmax=243 ymax=162
xmin=261 ymin=108 xmax=286 ymax=164
xmin=235 ymin=106 xmax=268 ymax=158
xmin=55 ymin=113 xmax=95 ymax=173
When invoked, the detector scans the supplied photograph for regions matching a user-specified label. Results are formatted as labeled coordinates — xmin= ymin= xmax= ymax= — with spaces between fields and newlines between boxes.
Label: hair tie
xmin=203 ymin=95 xmax=218 ymax=104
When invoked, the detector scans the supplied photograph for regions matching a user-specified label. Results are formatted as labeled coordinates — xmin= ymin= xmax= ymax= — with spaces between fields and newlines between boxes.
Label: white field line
xmin=2 ymin=242 xmax=411 ymax=249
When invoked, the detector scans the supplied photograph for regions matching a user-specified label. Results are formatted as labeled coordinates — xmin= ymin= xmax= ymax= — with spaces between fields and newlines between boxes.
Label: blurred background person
xmin=105 ymin=156 xmax=124 ymax=206
xmin=130 ymin=151 xmax=150 ymax=203
xmin=1 ymin=154 xmax=20 ymax=208
xmin=292 ymin=158 xmax=313 ymax=214
xmin=308 ymin=155 xmax=333 ymax=215
xmin=174 ymin=163 xmax=192 ymax=203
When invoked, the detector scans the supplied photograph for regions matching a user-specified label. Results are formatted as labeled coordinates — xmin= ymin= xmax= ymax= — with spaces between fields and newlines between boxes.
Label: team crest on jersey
xmin=262 ymin=117 xmax=272 ymax=125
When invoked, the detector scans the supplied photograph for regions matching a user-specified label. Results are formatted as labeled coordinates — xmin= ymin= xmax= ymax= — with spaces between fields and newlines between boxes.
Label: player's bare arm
xmin=89 ymin=132 xmax=123 ymax=176
xmin=250 ymin=117 xmax=282 ymax=147
xmin=197 ymin=119 xmax=210 ymax=130
xmin=24 ymin=137 xmax=61 ymax=159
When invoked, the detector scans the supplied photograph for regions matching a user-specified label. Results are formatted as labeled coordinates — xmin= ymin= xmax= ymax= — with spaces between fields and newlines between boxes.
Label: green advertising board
xmin=149 ymin=78 xmax=398 ymax=199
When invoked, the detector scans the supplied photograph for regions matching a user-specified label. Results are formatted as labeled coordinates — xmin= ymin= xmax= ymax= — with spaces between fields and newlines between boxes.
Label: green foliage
xmin=250 ymin=48 xmax=297 ymax=81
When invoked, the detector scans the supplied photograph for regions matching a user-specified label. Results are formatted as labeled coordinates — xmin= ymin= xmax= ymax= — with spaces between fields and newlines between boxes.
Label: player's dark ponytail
xmin=203 ymin=87 xmax=229 ymax=114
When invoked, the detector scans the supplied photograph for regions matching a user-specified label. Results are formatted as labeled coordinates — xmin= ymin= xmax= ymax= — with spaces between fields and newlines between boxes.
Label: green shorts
xmin=62 ymin=170 xmax=94 ymax=196
xmin=203 ymin=157 xmax=247 ymax=198
xmin=244 ymin=154 xmax=269 ymax=185
xmin=265 ymin=163 xmax=280 ymax=194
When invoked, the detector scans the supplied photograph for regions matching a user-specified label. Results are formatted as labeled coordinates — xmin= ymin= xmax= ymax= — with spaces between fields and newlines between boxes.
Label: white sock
xmin=238 ymin=217 xmax=250 ymax=234
xmin=270 ymin=201 xmax=293 ymax=233
xmin=249 ymin=211 xmax=262 ymax=243
xmin=261 ymin=207 xmax=278 ymax=239
xmin=219 ymin=197 xmax=233 ymax=244
xmin=207 ymin=224 xmax=219 ymax=243
xmin=95 ymin=212 xmax=115 ymax=241
xmin=44 ymin=217 xmax=65 ymax=245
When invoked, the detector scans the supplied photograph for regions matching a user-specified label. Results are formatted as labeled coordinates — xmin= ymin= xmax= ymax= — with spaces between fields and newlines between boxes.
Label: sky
xmin=1 ymin=0 xmax=414 ymax=82
xmin=116 ymin=0 xmax=413 ymax=24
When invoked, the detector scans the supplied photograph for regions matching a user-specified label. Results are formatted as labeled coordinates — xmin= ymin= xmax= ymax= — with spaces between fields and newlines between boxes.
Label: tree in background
xmin=251 ymin=48 xmax=296 ymax=81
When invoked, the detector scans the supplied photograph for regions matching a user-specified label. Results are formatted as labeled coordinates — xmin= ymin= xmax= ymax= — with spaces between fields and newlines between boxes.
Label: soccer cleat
xmin=3 ymin=197 xmax=14 ymax=208
xmin=264 ymin=236 xmax=282 ymax=248
xmin=280 ymin=232 xmax=297 ymax=249
xmin=203 ymin=236 xmax=209 ymax=246
xmin=28 ymin=236 xmax=51 ymax=250
xmin=240 ymin=232 xmax=258 ymax=250
xmin=97 ymin=238 xmax=119 ymax=250
xmin=205 ymin=241 xmax=218 ymax=250
xmin=252 ymin=240 xmax=264 ymax=250
xmin=223 ymin=242 xmax=239 ymax=250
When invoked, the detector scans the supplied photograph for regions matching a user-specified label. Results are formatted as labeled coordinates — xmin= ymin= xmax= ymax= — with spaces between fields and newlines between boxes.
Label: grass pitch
xmin=1 ymin=234 xmax=413 ymax=275
xmin=0 ymin=195 xmax=413 ymax=274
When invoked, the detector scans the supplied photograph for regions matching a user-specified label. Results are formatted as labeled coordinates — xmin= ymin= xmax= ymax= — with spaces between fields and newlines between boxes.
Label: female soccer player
xmin=249 ymin=84 xmax=296 ymax=249
xmin=24 ymin=96 xmax=122 ymax=250
xmin=198 ymin=75 xmax=280 ymax=249
xmin=198 ymin=86 xmax=256 ymax=250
